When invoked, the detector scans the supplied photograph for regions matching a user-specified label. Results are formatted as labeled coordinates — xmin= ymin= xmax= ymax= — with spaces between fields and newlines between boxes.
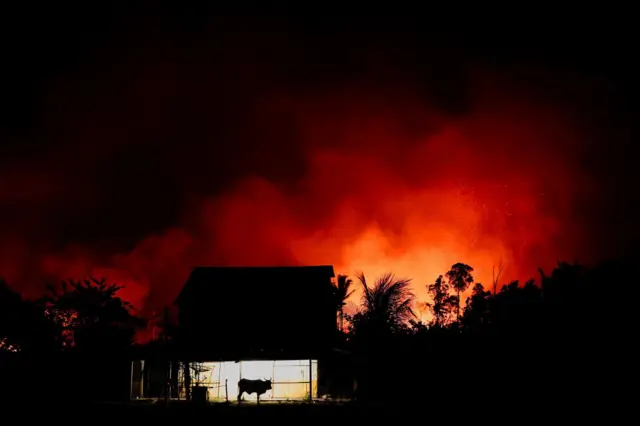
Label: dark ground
xmin=6 ymin=398 xmax=626 ymax=423
xmin=2 ymin=350 xmax=629 ymax=422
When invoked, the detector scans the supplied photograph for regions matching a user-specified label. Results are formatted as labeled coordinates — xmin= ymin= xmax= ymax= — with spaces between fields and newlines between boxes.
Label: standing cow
xmin=237 ymin=378 xmax=272 ymax=404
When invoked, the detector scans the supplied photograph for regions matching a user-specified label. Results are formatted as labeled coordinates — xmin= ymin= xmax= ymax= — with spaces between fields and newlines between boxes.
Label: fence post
xmin=308 ymin=359 xmax=313 ymax=402
xmin=225 ymin=379 xmax=228 ymax=402
xmin=165 ymin=360 xmax=171 ymax=407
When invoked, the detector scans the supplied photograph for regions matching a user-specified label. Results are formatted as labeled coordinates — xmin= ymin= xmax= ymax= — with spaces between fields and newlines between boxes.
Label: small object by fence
xmin=192 ymin=386 xmax=208 ymax=403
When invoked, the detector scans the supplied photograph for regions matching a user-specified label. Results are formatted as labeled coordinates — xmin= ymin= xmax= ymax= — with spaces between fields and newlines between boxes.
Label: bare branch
xmin=492 ymin=258 xmax=504 ymax=296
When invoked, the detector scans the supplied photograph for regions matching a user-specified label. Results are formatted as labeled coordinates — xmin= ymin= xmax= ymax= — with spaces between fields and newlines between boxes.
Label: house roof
xmin=172 ymin=265 xmax=337 ymax=357
xmin=174 ymin=265 xmax=336 ymax=306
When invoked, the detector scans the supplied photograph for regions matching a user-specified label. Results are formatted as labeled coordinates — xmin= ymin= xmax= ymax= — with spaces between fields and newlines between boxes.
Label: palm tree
xmin=446 ymin=263 xmax=475 ymax=324
xmin=353 ymin=272 xmax=416 ymax=335
xmin=333 ymin=274 xmax=355 ymax=332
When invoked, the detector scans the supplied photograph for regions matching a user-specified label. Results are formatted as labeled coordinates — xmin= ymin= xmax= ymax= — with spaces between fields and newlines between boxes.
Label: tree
xmin=0 ymin=279 xmax=25 ymax=352
xmin=43 ymin=277 xmax=145 ymax=351
xmin=426 ymin=275 xmax=457 ymax=328
xmin=333 ymin=274 xmax=354 ymax=332
xmin=347 ymin=272 xmax=416 ymax=403
xmin=446 ymin=263 xmax=475 ymax=323
xmin=0 ymin=279 xmax=60 ymax=353
xmin=349 ymin=272 xmax=416 ymax=339
xmin=491 ymin=279 xmax=542 ymax=338
xmin=461 ymin=283 xmax=491 ymax=334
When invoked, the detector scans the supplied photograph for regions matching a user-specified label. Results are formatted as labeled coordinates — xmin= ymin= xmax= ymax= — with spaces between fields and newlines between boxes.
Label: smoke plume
xmin=0 ymin=17 xmax=633 ymax=316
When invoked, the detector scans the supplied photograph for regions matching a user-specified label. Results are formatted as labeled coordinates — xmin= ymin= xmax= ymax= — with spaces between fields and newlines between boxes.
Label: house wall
xmin=175 ymin=267 xmax=338 ymax=357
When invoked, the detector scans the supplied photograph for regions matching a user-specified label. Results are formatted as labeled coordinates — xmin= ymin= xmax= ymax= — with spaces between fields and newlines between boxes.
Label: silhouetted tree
xmin=491 ymin=279 xmax=542 ymax=338
xmin=538 ymin=261 xmax=599 ymax=340
xmin=333 ymin=274 xmax=354 ymax=332
xmin=426 ymin=275 xmax=457 ymax=328
xmin=346 ymin=272 xmax=416 ymax=403
xmin=408 ymin=318 xmax=429 ymax=334
xmin=446 ymin=263 xmax=474 ymax=323
xmin=349 ymin=272 xmax=416 ymax=340
xmin=43 ymin=277 xmax=145 ymax=352
xmin=461 ymin=283 xmax=491 ymax=334
xmin=2 ymin=257 xmax=629 ymax=409
xmin=0 ymin=279 xmax=60 ymax=353
xmin=0 ymin=279 xmax=25 ymax=352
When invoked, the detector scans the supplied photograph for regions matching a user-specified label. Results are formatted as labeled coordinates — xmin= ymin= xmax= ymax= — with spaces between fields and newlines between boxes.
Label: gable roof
xmin=174 ymin=265 xmax=336 ymax=306
xmin=172 ymin=265 xmax=337 ymax=357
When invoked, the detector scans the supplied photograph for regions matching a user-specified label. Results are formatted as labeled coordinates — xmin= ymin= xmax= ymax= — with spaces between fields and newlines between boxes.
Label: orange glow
xmin=44 ymin=308 xmax=78 ymax=347
xmin=1 ymin=71 xmax=605 ymax=320
xmin=0 ymin=337 xmax=20 ymax=353
xmin=178 ymin=360 xmax=318 ymax=402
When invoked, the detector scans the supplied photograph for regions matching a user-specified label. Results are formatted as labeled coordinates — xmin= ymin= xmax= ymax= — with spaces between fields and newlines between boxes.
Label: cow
xmin=237 ymin=378 xmax=272 ymax=404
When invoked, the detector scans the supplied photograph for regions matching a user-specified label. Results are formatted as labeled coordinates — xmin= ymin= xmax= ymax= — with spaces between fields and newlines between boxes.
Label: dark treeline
xmin=0 ymin=259 xmax=633 ymax=413
xmin=0 ymin=278 xmax=143 ymax=402
xmin=334 ymin=260 xmax=631 ymax=412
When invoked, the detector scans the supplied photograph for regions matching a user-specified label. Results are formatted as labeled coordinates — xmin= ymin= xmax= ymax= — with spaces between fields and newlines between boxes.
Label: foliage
xmin=348 ymin=272 xmax=416 ymax=341
xmin=43 ymin=277 xmax=145 ymax=351
xmin=332 ymin=274 xmax=354 ymax=332
xmin=0 ymin=279 xmax=60 ymax=353
xmin=1 ymin=259 xmax=632 ymax=363
xmin=426 ymin=275 xmax=458 ymax=328
xmin=461 ymin=283 xmax=491 ymax=334
xmin=446 ymin=263 xmax=474 ymax=322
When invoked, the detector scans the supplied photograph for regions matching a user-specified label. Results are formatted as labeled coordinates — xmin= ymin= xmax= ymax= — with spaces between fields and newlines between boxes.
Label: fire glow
xmin=0 ymin=62 xmax=604 ymax=316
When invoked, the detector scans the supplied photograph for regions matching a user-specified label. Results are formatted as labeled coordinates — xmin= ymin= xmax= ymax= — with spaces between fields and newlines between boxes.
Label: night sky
xmin=1 ymin=4 xmax=637 ymax=312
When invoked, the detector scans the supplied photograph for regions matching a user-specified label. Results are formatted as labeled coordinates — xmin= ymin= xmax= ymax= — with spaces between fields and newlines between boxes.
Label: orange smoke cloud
xmin=0 ymin=35 xmax=616 ymax=318
xmin=39 ymin=81 xmax=598 ymax=313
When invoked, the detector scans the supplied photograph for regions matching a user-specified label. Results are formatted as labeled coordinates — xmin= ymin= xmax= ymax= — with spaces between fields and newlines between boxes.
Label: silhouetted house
xmin=131 ymin=265 xmax=351 ymax=402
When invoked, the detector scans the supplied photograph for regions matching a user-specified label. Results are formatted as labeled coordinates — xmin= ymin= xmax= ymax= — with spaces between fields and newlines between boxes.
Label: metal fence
xmin=131 ymin=359 xmax=320 ymax=403
xmin=179 ymin=360 xmax=317 ymax=402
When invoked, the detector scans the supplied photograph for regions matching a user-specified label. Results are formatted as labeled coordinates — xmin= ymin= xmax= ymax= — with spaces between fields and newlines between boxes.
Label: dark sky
xmin=1 ymin=4 xmax=638 ymax=306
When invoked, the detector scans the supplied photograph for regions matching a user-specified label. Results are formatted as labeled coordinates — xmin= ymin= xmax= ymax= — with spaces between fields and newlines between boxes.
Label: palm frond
xmin=356 ymin=271 xmax=416 ymax=329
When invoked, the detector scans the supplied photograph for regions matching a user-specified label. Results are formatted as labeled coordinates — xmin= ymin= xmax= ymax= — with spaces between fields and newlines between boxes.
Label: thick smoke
xmin=0 ymin=20 xmax=630 ymax=317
